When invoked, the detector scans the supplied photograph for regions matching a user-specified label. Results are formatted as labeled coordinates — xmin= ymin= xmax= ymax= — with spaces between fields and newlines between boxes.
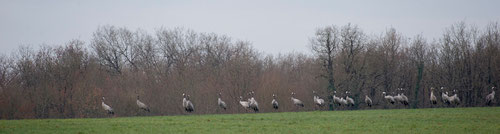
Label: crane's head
xmin=440 ymin=87 xmax=444 ymax=90
xmin=102 ymin=97 xmax=105 ymax=101
xmin=272 ymin=94 xmax=275 ymax=97
xmin=382 ymin=91 xmax=386 ymax=95
xmin=291 ymin=92 xmax=295 ymax=95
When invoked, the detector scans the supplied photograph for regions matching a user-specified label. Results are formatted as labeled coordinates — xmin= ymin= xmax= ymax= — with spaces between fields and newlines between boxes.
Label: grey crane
xmin=340 ymin=97 xmax=348 ymax=106
xmin=217 ymin=92 xmax=227 ymax=110
xmin=382 ymin=92 xmax=395 ymax=104
xmin=448 ymin=90 xmax=460 ymax=105
xmin=291 ymin=92 xmax=304 ymax=107
xmin=345 ymin=91 xmax=355 ymax=106
xmin=272 ymin=94 xmax=279 ymax=110
xmin=398 ymin=88 xmax=409 ymax=106
xmin=101 ymin=97 xmax=114 ymax=115
xmin=239 ymin=96 xmax=250 ymax=111
xmin=182 ymin=93 xmax=194 ymax=112
xmin=365 ymin=95 xmax=372 ymax=107
xmin=486 ymin=87 xmax=496 ymax=105
xmin=248 ymin=91 xmax=259 ymax=112
xmin=332 ymin=91 xmax=342 ymax=106
xmin=313 ymin=91 xmax=325 ymax=107
xmin=441 ymin=87 xmax=450 ymax=105
xmin=430 ymin=87 xmax=437 ymax=105
xmin=136 ymin=95 xmax=150 ymax=112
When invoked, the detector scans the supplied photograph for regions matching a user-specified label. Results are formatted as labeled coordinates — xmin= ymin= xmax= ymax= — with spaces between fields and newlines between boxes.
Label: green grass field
xmin=1 ymin=107 xmax=499 ymax=134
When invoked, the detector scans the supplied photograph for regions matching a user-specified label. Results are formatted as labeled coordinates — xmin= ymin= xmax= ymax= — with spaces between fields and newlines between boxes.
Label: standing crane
xmin=486 ymin=87 xmax=496 ymax=106
xmin=313 ymin=91 xmax=325 ymax=108
xmin=217 ymin=92 xmax=227 ymax=110
xmin=136 ymin=95 xmax=150 ymax=112
xmin=449 ymin=90 xmax=460 ymax=106
xmin=365 ymin=95 xmax=372 ymax=107
xmin=430 ymin=87 xmax=437 ymax=106
xmin=382 ymin=92 xmax=395 ymax=104
xmin=441 ymin=87 xmax=450 ymax=105
xmin=332 ymin=91 xmax=342 ymax=106
xmin=345 ymin=91 xmax=355 ymax=107
xmin=398 ymin=88 xmax=409 ymax=106
xmin=248 ymin=91 xmax=259 ymax=112
xmin=182 ymin=93 xmax=194 ymax=112
xmin=291 ymin=92 xmax=304 ymax=108
xmin=239 ymin=96 xmax=250 ymax=111
xmin=101 ymin=97 xmax=114 ymax=115
xmin=272 ymin=94 xmax=279 ymax=110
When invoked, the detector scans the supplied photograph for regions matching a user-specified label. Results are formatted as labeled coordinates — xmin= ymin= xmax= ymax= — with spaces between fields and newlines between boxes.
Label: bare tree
xmin=409 ymin=35 xmax=427 ymax=108
xmin=310 ymin=26 xmax=340 ymax=110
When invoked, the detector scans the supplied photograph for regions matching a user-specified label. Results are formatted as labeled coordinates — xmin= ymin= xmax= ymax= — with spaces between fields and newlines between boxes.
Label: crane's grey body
xmin=218 ymin=98 xmax=227 ymax=110
xmin=101 ymin=97 xmax=114 ymax=115
xmin=448 ymin=91 xmax=460 ymax=105
xmin=400 ymin=93 xmax=409 ymax=106
xmin=340 ymin=97 xmax=348 ymax=106
xmin=430 ymin=87 xmax=437 ymax=105
xmin=136 ymin=96 xmax=150 ymax=112
xmin=291 ymin=92 xmax=304 ymax=107
xmin=383 ymin=92 xmax=395 ymax=104
xmin=396 ymin=88 xmax=409 ymax=106
xmin=442 ymin=92 xmax=450 ymax=104
xmin=345 ymin=91 xmax=355 ymax=106
xmin=313 ymin=91 xmax=325 ymax=107
xmin=183 ymin=93 xmax=194 ymax=112
xmin=333 ymin=91 xmax=342 ymax=106
xmin=365 ymin=95 xmax=372 ymax=107
xmin=239 ymin=96 xmax=249 ymax=109
xmin=217 ymin=92 xmax=227 ymax=110
xmin=486 ymin=87 xmax=495 ymax=105
xmin=248 ymin=91 xmax=259 ymax=112
xmin=346 ymin=96 xmax=355 ymax=106
xmin=272 ymin=94 xmax=279 ymax=110
xmin=441 ymin=87 xmax=450 ymax=104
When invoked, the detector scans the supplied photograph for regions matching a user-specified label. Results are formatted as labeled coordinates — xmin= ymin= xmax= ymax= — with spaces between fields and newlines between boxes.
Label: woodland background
xmin=0 ymin=21 xmax=499 ymax=119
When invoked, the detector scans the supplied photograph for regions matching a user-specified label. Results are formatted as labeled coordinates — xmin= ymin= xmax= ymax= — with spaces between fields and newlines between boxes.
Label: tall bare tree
xmin=310 ymin=26 xmax=340 ymax=110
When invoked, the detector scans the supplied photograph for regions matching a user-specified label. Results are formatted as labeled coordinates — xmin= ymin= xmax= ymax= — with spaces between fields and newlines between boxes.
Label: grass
xmin=1 ymin=107 xmax=499 ymax=134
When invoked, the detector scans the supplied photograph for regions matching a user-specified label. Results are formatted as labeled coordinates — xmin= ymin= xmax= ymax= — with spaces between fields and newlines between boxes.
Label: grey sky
xmin=1 ymin=0 xmax=499 ymax=55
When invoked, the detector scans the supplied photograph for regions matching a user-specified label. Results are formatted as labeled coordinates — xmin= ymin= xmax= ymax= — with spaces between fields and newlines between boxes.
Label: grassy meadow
xmin=1 ymin=107 xmax=499 ymax=134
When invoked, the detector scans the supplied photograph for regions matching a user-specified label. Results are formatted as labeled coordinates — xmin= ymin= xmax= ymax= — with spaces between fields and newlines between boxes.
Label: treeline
xmin=0 ymin=22 xmax=499 ymax=119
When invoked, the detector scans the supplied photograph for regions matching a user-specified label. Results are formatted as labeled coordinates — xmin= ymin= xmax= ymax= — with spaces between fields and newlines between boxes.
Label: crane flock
xmin=100 ymin=86 xmax=497 ymax=116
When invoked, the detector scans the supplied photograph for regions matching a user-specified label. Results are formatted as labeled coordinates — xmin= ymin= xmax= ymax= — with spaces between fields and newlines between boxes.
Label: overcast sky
xmin=1 ymin=0 xmax=499 ymax=55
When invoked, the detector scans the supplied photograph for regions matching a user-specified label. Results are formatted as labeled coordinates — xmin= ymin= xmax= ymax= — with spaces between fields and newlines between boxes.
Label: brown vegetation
xmin=0 ymin=22 xmax=499 ymax=119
